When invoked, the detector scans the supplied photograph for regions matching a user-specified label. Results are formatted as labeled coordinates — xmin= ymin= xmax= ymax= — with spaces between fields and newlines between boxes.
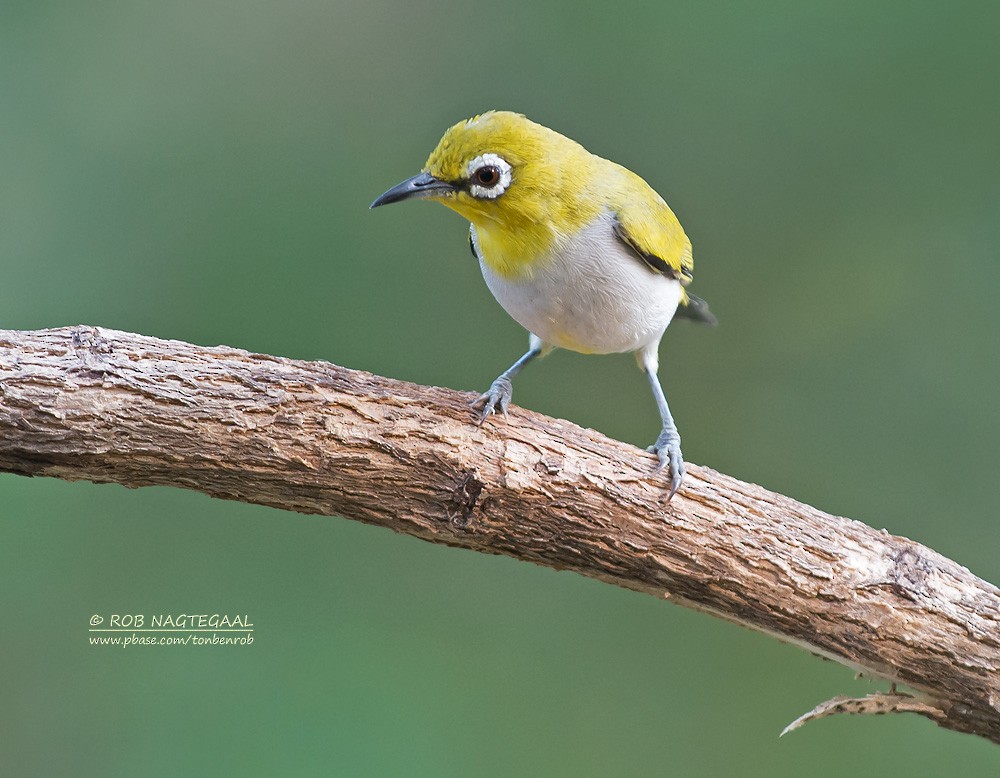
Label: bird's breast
xmin=474 ymin=213 xmax=682 ymax=354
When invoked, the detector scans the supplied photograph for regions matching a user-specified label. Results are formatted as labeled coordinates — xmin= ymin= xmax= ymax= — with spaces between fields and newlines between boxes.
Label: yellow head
xmin=371 ymin=111 xmax=604 ymax=276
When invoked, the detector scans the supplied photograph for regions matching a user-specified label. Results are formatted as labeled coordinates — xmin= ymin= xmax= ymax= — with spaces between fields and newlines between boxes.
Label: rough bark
xmin=1 ymin=326 xmax=998 ymax=742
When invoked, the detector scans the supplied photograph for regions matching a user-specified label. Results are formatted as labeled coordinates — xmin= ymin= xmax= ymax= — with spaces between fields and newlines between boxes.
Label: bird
xmin=370 ymin=111 xmax=714 ymax=499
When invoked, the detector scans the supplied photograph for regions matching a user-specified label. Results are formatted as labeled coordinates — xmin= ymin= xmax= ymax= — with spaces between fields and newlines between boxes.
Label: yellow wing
xmin=611 ymin=195 xmax=693 ymax=284
xmin=610 ymin=168 xmax=716 ymax=324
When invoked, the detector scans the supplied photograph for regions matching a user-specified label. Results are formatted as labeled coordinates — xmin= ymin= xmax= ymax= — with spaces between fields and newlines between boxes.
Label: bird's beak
xmin=369 ymin=172 xmax=457 ymax=209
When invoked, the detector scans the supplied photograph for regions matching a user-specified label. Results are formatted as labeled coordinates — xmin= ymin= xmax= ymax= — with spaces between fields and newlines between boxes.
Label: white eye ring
xmin=466 ymin=153 xmax=512 ymax=199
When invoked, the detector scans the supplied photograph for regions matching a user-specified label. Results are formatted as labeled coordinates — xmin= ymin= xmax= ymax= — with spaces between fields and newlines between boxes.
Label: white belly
xmin=475 ymin=213 xmax=682 ymax=354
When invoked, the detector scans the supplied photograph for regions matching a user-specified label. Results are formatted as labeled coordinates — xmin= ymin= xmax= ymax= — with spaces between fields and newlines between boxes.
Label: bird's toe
xmin=471 ymin=376 xmax=513 ymax=425
xmin=649 ymin=431 xmax=685 ymax=500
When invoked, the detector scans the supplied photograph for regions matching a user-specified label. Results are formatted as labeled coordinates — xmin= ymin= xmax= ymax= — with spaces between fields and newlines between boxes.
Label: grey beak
xmin=370 ymin=172 xmax=457 ymax=209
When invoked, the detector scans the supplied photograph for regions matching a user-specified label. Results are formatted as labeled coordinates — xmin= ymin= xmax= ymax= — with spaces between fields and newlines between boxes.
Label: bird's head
xmin=371 ymin=111 xmax=596 ymax=233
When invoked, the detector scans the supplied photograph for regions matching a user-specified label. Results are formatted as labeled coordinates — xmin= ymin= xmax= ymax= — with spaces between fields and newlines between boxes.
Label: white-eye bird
xmin=371 ymin=111 xmax=714 ymax=499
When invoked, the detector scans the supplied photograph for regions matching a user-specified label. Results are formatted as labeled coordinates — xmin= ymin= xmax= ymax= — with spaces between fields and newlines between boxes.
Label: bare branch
xmin=1 ymin=326 xmax=998 ymax=743
xmin=780 ymin=690 xmax=948 ymax=737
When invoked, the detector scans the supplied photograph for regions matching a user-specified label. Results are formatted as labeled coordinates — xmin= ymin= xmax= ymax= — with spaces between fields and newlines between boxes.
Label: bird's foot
xmin=647 ymin=429 xmax=685 ymax=500
xmin=471 ymin=376 xmax=513 ymax=425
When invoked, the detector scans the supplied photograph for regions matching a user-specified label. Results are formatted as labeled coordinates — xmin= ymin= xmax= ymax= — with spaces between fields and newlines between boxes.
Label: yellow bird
xmin=371 ymin=111 xmax=714 ymax=498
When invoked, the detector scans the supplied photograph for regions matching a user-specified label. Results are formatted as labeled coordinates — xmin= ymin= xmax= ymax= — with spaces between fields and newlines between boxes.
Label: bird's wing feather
xmin=611 ymin=208 xmax=693 ymax=284
xmin=609 ymin=174 xmax=714 ymax=323
xmin=468 ymin=228 xmax=480 ymax=261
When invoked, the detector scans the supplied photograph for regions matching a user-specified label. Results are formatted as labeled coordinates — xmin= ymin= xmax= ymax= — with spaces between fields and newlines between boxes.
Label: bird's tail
xmin=675 ymin=293 xmax=717 ymax=325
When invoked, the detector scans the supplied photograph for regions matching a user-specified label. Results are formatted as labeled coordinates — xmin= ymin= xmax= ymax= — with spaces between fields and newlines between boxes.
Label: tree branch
xmin=2 ymin=326 xmax=998 ymax=742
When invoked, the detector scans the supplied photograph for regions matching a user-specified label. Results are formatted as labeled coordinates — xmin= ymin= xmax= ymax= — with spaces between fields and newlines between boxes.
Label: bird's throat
xmin=472 ymin=219 xmax=559 ymax=280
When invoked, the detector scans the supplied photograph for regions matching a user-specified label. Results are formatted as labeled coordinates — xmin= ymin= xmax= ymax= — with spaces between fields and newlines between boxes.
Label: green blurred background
xmin=2 ymin=1 xmax=999 ymax=775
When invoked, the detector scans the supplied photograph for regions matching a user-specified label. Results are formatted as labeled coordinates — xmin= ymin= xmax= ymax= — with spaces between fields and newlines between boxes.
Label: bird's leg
xmin=472 ymin=336 xmax=546 ymax=424
xmin=638 ymin=345 xmax=685 ymax=499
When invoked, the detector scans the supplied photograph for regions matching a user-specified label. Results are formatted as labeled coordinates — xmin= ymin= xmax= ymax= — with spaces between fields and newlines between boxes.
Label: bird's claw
xmin=471 ymin=376 xmax=513 ymax=425
xmin=647 ymin=430 xmax=685 ymax=500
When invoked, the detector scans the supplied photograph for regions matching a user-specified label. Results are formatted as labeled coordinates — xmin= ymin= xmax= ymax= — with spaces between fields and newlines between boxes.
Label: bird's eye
xmin=466 ymin=154 xmax=511 ymax=199
xmin=474 ymin=166 xmax=500 ymax=187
